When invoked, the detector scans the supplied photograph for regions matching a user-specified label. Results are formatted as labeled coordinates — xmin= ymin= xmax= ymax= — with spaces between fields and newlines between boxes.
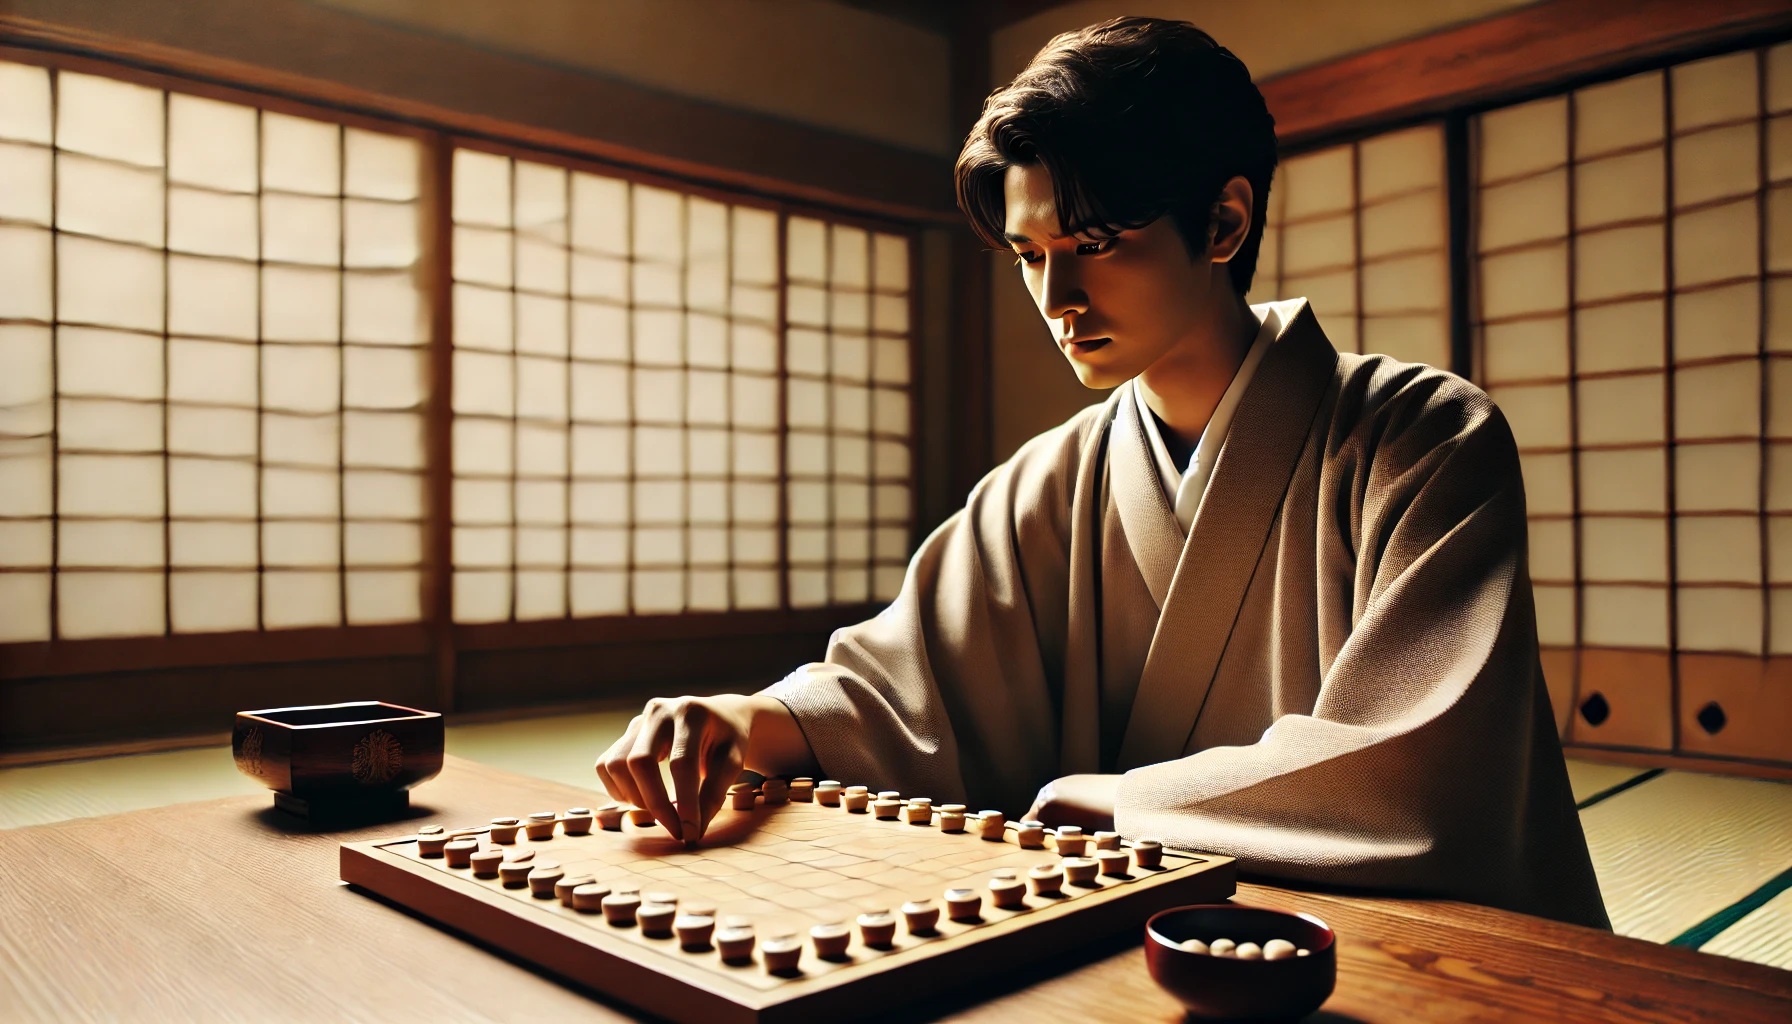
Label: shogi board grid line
xmin=340 ymin=800 xmax=1235 ymax=1024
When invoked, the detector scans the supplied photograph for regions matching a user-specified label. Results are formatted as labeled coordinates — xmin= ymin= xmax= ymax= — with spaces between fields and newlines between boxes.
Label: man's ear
xmin=1207 ymin=176 xmax=1255 ymax=264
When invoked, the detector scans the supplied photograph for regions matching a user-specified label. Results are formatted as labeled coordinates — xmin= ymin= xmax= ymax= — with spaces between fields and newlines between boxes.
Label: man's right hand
xmin=594 ymin=692 xmax=815 ymax=843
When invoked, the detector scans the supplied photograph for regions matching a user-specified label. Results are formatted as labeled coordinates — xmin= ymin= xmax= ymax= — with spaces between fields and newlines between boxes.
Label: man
xmin=598 ymin=16 xmax=1608 ymax=929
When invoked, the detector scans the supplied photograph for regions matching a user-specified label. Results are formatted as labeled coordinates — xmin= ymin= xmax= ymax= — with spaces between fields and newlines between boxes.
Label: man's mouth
xmin=1064 ymin=337 xmax=1111 ymax=355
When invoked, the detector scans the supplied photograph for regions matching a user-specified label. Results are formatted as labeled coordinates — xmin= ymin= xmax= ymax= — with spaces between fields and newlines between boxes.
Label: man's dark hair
xmin=955 ymin=17 xmax=1278 ymax=295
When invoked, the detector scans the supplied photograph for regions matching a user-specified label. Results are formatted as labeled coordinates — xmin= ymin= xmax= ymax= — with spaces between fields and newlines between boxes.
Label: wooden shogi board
xmin=340 ymin=795 xmax=1235 ymax=1024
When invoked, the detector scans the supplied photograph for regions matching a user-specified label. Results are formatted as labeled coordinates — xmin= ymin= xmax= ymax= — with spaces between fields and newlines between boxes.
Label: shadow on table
xmin=251 ymin=800 xmax=443 ymax=835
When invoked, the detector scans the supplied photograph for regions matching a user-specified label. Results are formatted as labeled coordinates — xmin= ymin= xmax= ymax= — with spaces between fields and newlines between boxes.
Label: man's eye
xmin=1075 ymin=238 xmax=1115 ymax=256
xmin=1015 ymin=250 xmax=1043 ymax=265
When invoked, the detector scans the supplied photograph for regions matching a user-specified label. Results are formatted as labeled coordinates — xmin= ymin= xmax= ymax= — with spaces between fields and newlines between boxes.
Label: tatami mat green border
xmin=1670 ymin=865 xmax=1792 ymax=950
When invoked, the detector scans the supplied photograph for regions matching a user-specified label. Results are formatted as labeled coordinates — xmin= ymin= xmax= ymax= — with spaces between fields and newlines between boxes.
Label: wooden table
xmin=2 ymin=755 xmax=1788 ymax=1023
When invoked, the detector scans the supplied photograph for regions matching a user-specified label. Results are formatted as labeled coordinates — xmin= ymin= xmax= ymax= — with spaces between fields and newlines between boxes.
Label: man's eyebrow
xmin=1003 ymin=223 xmax=1103 ymax=245
xmin=1003 ymin=231 xmax=1034 ymax=244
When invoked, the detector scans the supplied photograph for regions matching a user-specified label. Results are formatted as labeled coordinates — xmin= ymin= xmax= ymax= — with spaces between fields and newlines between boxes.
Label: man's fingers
xmin=695 ymin=737 xmax=743 ymax=841
xmin=626 ymin=716 xmax=682 ymax=841
xmin=666 ymin=714 xmax=706 ymax=843
xmin=595 ymin=716 xmax=645 ymax=808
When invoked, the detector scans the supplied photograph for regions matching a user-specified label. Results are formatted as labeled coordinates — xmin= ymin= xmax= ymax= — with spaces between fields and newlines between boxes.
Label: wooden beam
xmin=947 ymin=4 xmax=996 ymax=505
xmin=0 ymin=0 xmax=957 ymax=222
xmin=1259 ymin=0 xmax=1792 ymax=147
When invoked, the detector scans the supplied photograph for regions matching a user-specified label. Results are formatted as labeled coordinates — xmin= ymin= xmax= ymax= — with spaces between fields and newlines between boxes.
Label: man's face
xmin=1003 ymin=163 xmax=1217 ymax=390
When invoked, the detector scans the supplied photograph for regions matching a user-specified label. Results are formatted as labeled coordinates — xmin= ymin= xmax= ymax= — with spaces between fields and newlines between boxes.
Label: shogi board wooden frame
xmin=340 ymin=799 xmax=1235 ymax=1024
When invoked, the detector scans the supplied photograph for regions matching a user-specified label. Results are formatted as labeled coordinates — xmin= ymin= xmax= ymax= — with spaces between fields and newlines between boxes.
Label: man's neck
xmin=1135 ymin=289 xmax=1259 ymax=456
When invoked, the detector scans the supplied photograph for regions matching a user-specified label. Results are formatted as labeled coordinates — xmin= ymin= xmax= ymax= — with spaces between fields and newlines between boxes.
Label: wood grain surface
xmin=1 ymin=756 xmax=1788 ymax=1023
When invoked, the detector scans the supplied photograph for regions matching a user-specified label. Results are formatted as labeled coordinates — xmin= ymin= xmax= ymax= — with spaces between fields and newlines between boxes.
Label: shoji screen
xmin=447 ymin=148 xmax=916 ymax=623
xmin=1251 ymin=124 xmax=1452 ymax=370
xmin=0 ymin=62 xmax=426 ymax=642
xmin=1475 ymin=43 xmax=1792 ymax=762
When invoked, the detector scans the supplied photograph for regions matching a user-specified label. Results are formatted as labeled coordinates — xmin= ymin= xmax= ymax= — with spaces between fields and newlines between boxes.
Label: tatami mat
xmin=1563 ymin=758 xmax=1651 ymax=805
xmin=1701 ymin=880 xmax=1792 ymax=970
xmin=1580 ymin=770 xmax=1792 ymax=944
xmin=443 ymin=709 xmax=633 ymax=793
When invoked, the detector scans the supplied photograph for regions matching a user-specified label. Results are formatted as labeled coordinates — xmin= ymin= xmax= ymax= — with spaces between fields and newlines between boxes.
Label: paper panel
xmin=344 ymin=199 xmax=418 ymax=270
xmin=516 ymin=237 xmax=568 ymax=296
xmin=1361 ymin=189 xmax=1445 ymax=260
xmin=58 ymin=326 xmax=161 ymax=400
xmin=1674 ymin=123 xmax=1760 ymax=208
xmin=167 ymin=406 xmax=254 ymax=458
xmin=1579 ymin=448 xmax=1667 ymax=513
xmin=1361 ymin=253 xmax=1445 ymax=315
xmin=57 ymin=71 xmax=162 ymax=167
xmin=570 ymin=481 xmax=628 ymax=526
xmin=261 ymin=266 xmax=340 ymax=343
xmin=344 ymin=469 xmax=422 ymax=520
xmin=633 ymin=185 xmax=684 ymax=264
xmin=59 ymin=519 xmax=163 ymax=568
xmin=1482 ymin=316 xmax=1568 ymax=382
xmin=1576 ymin=299 xmax=1665 ymax=374
xmin=1479 ymin=95 xmax=1567 ymax=182
xmin=1581 ymin=517 xmax=1670 ymax=582
xmin=732 ymin=206 xmax=779 ymax=285
xmin=263 ymin=521 xmax=340 ymax=568
xmin=1675 ymin=360 xmax=1760 ymax=440
xmin=58 ymin=397 xmax=159 ymax=452
xmin=1576 ymin=224 xmax=1665 ymax=303
xmin=0 ymin=225 xmax=51 ymax=321
xmin=1358 ymin=124 xmax=1442 ymax=202
xmin=831 ymin=224 xmax=869 ymax=288
xmin=1577 ymin=372 xmax=1666 ymax=446
xmin=516 ymin=421 xmax=568 ymax=478
xmin=262 ymin=345 xmax=340 ymax=414
xmin=59 ymin=571 xmax=163 ymax=639
xmin=57 ymin=153 xmax=163 ymax=246
xmin=515 ymin=479 xmax=568 ymax=526
xmin=262 ymin=466 xmax=338 ymax=518
xmin=831 ymin=290 xmax=870 ymax=332
xmin=168 ymin=94 xmax=256 ymax=192
xmin=1281 ymin=145 xmax=1354 ymax=220
xmin=1675 ymin=281 xmax=1760 ymax=362
xmin=343 ymin=411 xmax=422 ymax=470
xmin=452 ymin=418 xmax=512 ymax=475
xmin=1489 ymin=383 xmax=1570 ymax=449
xmin=634 ymin=479 xmax=684 ymax=524
xmin=1528 ymin=517 xmax=1575 ymax=581
xmin=734 ymin=431 xmax=778 ymax=478
xmin=633 ymin=570 xmax=685 ymax=613
xmin=168 ymin=187 xmax=257 ymax=260
xmin=344 ymin=128 xmax=419 ymax=202
xmin=633 ymin=367 xmax=683 ymax=424
xmin=454 ymin=225 xmax=513 ymax=288
xmin=168 ymin=457 xmax=256 ymax=517
xmin=0 ymin=61 xmax=53 ymax=144
xmin=262 ymin=112 xmax=339 ymax=196
xmin=0 ymin=520 xmax=50 ymax=568
xmin=58 ymin=235 xmax=162 ymax=331
xmin=1280 ymin=213 xmax=1353 ymax=276
xmin=0 ymin=141 xmax=51 ymax=226
xmin=169 ymin=522 xmax=257 ymax=568
xmin=1679 ymin=586 xmax=1763 ymax=655
xmin=516 ymin=355 xmax=568 ymax=421
xmin=632 ymin=308 xmax=681 ymax=366
xmin=1575 ymin=149 xmax=1667 ymax=234
xmin=346 ymin=569 xmax=420 ymax=624
xmin=787 ymin=431 xmax=827 ymax=477
xmin=453 ymin=149 xmax=511 ymax=228
xmin=1361 ymin=315 xmax=1448 ymax=368
xmin=1672 ymin=50 xmax=1759 ymax=132
xmin=170 ymin=572 xmax=257 ymax=633
xmin=1676 ymin=515 xmax=1762 ymax=583
xmin=787 ymin=217 xmax=827 ymax=282
xmin=342 ymin=271 xmax=423 ymax=345
xmin=169 ymin=256 xmax=257 ymax=340
xmin=58 ymin=453 xmax=162 ymax=516
xmin=1575 ymin=71 xmax=1664 ymax=159
xmin=1674 ymin=199 xmax=1760 ymax=288
xmin=1478 ymin=169 xmax=1567 ymax=253
xmin=0 ymin=439 xmax=51 ymax=517
xmin=832 ymin=434 xmax=869 ymax=478
xmin=873 ymin=233 xmax=910 ymax=293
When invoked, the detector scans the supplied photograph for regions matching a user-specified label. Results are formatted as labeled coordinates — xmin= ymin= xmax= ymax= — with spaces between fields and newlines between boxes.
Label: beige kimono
xmin=766 ymin=299 xmax=1609 ymax=930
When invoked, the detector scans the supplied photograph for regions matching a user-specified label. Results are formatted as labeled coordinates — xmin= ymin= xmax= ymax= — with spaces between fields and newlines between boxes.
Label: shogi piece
xmin=645 ymin=891 xmax=678 ymax=910
xmin=556 ymin=874 xmax=594 ymax=906
xmin=901 ymin=899 xmax=940 ymax=933
xmin=1093 ymin=830 xmax=1122 ymax=851
xmin=1014 ymin=820 xmax=1047 ymax=848
xmin=417 ymin=832 xmax=451 ymax=857
xmin=417 ymin=825 xmax=444 ymax=835
xmin=857 ymin=911 xmax=897 ymax=948
xmin=572 ymin=883 xmax=612 ymax=912
xmin=843 ymin=790 xmax=870 ymax=813
xmin=1096 ymin=849 xmax=1131 ymax=876
xmin=938 ymin=804 xmax=968 ymax=832
xmin=762 ymin=778 xmax=789 ymax=805
xmin=815 ymin=781 xmax=842 ymax=806
xmin=443 ymin=840 xmax=478 ymax=869
xmin=527 ymin=864 xmax=564 ymax=898
xmin=872 ymin=798 xmax=902 ymax=820
xmin=504 ymin=849 xmax=535 ymax=865
xmin=596 ymin=804 xmax=626 ymax=831
xmin=989 ymin=871 xmax=1026 ymax=909
xmin=1062 ymin=857 xmax=1099 ymax=886
xmin=715 ymin=925 xmax=756 ymax=962
xmin=1055 ymin=827 xmax=1090 ymax=857
xmin=469 ymin=849 xmax=504 ymax=878
xmin=525 ymin=812 xmax=559 ymax=841
xmin=675 ymin=914 xmax=715 ymax=950
xmin=1131 ymin=838 xmax=1164 ymax=869
xmin=488 ymin=817 xmax=522 ymax=844
xmin=877 ymin=790 xmax=901 ymax=801
xmin=810 ymin=922 xmax=850 ymax=959
xmin=562 ymin=808 xmax=594 ymax=835
xmin=789 ymin=778 xmax=815 ymax=802
xmin=944 ymin=888 xmax=982 ymax=921
xmin=729 ymin=782 xmax=757 ymax=811
xmin=903 ymin=799 xmax=932 ymax=825
xmin=498 ymin=860 xmax=534 ymax=888
xmin=602 ymin=891 xmax=642 ymax=926
xmin=762 ymin=935 xmax=803 ymax=973
xmin=639 ymin=902 xmax=677 ymax=937
xmin=627 ymin=808 xmax=656 ymax=827
xmin=975 ymin=811 xmax=1006 ymax=840
xmin=1028 ymin=863 xmax=1064 ymax=896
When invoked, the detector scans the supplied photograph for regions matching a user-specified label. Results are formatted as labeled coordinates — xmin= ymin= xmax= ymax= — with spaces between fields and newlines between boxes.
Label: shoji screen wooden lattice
xmin=1250 ymin=123 xmax=1452 ymax=371
xmin=446 ymin=148 xmax=915 ymax=623
xmin=1474 ymin=43 xmax=1792 ymax=765
xmin=0 ymin=62 xmax=428 ymax=641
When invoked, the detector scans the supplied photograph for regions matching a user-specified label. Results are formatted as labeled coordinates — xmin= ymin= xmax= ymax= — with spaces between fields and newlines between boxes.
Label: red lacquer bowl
xmin=1144 ymin=904 xmax=1337 ymax=1021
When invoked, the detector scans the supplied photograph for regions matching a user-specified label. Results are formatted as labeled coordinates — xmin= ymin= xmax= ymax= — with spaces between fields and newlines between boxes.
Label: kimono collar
xmin=1116 ymin=299 xmax=1340 ymax=769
